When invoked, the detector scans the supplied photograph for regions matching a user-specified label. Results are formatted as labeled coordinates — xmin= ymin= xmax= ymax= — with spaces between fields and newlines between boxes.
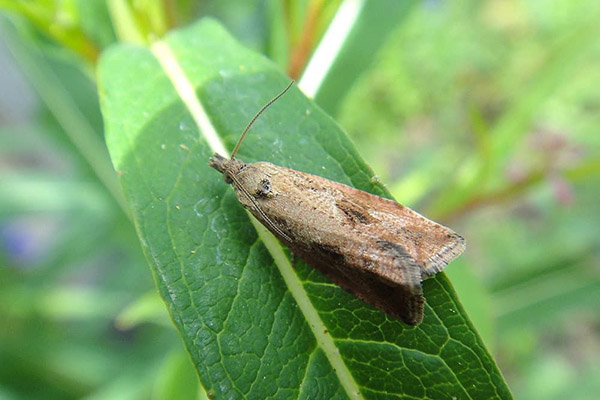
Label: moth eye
xmin=256 ymin=178 xmax=274 ymax=198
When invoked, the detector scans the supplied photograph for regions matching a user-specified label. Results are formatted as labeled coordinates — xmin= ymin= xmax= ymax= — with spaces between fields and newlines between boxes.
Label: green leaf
xmin=308 ymin=0 xmax=418 ymax=116
xmin=116 ymin=291 xmax=171 ymax=330
xmin=153 ymin=351 xmax=200 ymax=400
xmin=99 ymin=18 xmax=512 ymax=399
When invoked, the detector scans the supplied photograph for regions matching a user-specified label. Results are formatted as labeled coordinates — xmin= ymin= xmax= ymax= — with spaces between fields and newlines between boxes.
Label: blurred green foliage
xmin=0 ymin=0 xmax=598 ymax=399
xmin=338 ymin=2 xmax=600 ymax=399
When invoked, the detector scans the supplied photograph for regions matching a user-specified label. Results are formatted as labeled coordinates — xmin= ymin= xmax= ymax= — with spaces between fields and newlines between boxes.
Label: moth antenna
xmin=230 ymin=80 xmax=295 ymax=159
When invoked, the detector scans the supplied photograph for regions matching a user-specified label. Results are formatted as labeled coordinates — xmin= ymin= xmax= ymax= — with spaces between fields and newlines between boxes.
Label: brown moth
xmin=209 ymin=82 xmax=465 ymax=325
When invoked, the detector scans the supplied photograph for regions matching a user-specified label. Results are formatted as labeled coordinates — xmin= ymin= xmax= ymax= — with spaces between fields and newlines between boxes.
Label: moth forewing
xmin=359 ymin=195 xmax=466 ymax=279
xmin=208 ymin=156 xmax=465 ymax=326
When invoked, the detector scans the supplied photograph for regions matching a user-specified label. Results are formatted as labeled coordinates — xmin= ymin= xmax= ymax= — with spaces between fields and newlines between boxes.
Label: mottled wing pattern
xmin=328 ymin=182 xmax=466 ymax=279
xmin=285 ymin=168 xmax=466 ymax=281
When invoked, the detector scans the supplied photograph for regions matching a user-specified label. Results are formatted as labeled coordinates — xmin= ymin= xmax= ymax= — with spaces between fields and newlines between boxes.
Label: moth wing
xmin=297 ymin=241 xmax=425 ymax=325
xmin=229 ymin=163 xmax=464 ymax=324
xmin=331 ymin=184 xmax=465 ymax=279
xmin=234 ymin=163 xmax=464 ymax=281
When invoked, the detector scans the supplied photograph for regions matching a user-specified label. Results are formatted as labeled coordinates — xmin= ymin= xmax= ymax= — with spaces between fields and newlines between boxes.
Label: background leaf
xmin=308 ymin=0 xmax=418 ymax=116
xmin=99 ymin=18 xmax=511 ymax=399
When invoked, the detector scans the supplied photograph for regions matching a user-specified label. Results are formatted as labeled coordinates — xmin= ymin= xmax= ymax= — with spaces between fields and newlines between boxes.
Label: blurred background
xmin=1 ymin=1 xmax=599 ymax=399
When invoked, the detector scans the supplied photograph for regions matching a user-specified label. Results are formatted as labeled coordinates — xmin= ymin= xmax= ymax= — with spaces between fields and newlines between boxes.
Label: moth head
xmin=208 ymin=153 xmax=246 ymax=184
xmin=232 ymin=164 xmax=275 ymax=199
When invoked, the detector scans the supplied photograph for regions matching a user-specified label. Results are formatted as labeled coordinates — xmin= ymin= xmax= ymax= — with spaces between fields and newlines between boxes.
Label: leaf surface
xmin=99 ymin=18 xmax=512 ymax=399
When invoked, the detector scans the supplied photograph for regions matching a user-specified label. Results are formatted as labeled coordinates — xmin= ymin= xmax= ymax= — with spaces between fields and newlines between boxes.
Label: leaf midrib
xmin=150 ymin=40 xmax=363 ymax=400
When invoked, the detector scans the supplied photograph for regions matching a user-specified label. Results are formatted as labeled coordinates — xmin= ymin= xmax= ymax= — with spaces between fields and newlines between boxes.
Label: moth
xmin=209 ymin=82 xmax=465 ymax=325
